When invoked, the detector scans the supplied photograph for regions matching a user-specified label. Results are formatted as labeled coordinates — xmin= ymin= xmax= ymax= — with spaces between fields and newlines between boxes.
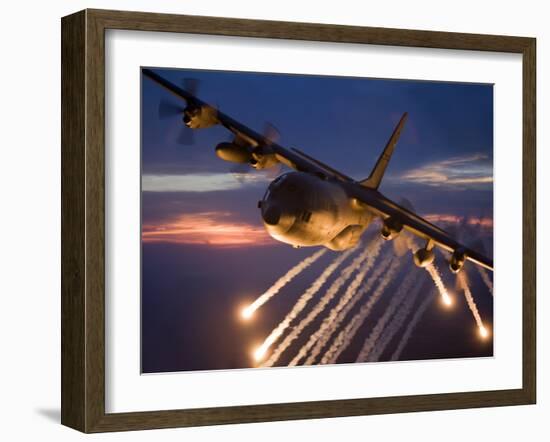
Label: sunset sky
xmin=141 ymin=68 xmax=494 ymax=373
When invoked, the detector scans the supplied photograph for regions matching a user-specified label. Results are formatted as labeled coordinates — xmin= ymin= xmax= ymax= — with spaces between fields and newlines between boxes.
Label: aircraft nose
xmin=262 ymin=204 xmax=281 ymax=226
xmin=261 ymin=201 xmax=296 ymax=234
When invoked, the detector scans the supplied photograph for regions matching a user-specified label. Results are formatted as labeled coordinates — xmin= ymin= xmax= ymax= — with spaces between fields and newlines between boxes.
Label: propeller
xmin=182 ymin=77 xmax=221 ymax=115
xmin=255 ymin=122 xmax=283 ymax=178
xmin=264 ymin=160 xmax=283 ymax=179
xmin=227 ymin=122 xmax=283 ymax=179
xmin=157 ymin=98 xmax=194 ymax=145
xmin=463 ymin=216 xmax=492 ymax=257
xmin=263 ymin=122 xmax=280 ymax=145
xmin=182 ymin=78 xmax=200 ymax=96
xmin=158 ymin=99 xmax=184 ymax=120
xmin=398 ymin=197 xmax=415 ymax=212
xmin=440 ymin=215 xmax=491 ymax=276
xmin=450 ymin=216 xmax=480 ymax=249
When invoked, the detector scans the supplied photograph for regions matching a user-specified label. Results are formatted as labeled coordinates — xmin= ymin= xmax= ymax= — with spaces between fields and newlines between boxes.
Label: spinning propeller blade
xmin=182 ymin=78 xmax=200 ymax=96
xmin=157 ymin=99 xmax=194 ymax=145
xmin=158 ymin=99 xmax=184 ymax=119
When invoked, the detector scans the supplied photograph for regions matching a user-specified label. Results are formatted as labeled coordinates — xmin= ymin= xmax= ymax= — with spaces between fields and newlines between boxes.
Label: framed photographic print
xmin=61 ymin=9 xmax=536 ymax=433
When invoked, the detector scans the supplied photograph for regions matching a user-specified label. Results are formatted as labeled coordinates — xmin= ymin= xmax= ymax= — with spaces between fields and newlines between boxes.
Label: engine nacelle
xmin=381 ymin=217 xmax=403 ymax=240
xmin=215 ymin=142 xmax=252 ymax=164
xmin=184 ymin=105 xmax=218 ymax=129
xmin=449 ymin=249 xmax=467 ymax=274
xmin=413 ymin=247 xmax=435 ymax=268
xmin=251 ymin=151 xmax=279 ymax=170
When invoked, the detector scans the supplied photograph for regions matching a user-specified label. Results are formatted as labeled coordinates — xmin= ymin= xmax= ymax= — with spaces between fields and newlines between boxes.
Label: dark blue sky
xmin=141 ymin=67 xmax=494 ymax=373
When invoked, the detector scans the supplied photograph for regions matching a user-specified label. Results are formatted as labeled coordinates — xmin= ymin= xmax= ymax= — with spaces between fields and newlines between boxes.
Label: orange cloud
xmin=142 ymin=211 xmax=275 ymax=247
xmin=423 ymin=213 xmax=493 ymax=228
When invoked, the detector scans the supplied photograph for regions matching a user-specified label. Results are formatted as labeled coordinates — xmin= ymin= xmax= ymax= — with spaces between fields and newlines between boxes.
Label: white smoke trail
xmin=320 ymin=259 xmax=401 ymax=365
xmin=241 ymin=248 xmax=327 ymax=319
xmin=390 ymin=289 xmax=436 ymax=361
xmin=425 ymin=263 xmax=453 ymax=307
xmin=261 ymin=239 xmax=378 ymax=367
xmin=356 ymin=270 xmax=419 ymax=362
xmin=299 ymin=251 xmax=390 ymax=366
xmin=253 ymin=248 xmax=355 ymax=362
xmin=477 ymin=266 xmax=494 ymax=296
xmin=363 ymin=275 xmax=425 ymax=362
xmin=457 ymin=271 xmax=489 ymax=338
xmin=393 ymin=231 xmax=418 ymax=257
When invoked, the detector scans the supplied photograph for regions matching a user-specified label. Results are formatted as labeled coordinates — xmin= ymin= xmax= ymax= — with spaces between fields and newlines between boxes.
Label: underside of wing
xmin=353 ymin=186 xmax=493 ymax=272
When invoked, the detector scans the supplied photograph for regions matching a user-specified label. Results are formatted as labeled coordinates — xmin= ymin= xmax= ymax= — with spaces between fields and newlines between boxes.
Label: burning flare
xmin=477 ymin=266 xmax=494 ymax=296
xmin=253 ymin=249 xmax=353 ymax=362
xmin=358 ymin=272 xmax=424 ymax=363
xmin=297 ymin=249 xmax=389 ymax=366
xmin=263 ymin=239 xmax=380 ymax=367
xmin=425 ymin=263 xmax=453 ymax=307
xmin=240 ymin=249 xmax=327 ymax=320
xmin=457 ymin=271 xmax=490 ymax=339
xmin=321 ymin=259 xmax=401 ymax=365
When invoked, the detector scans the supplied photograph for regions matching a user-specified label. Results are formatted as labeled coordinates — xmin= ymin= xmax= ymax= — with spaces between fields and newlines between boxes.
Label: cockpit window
xmin=264 ymin=173 xmax=290 ymax=200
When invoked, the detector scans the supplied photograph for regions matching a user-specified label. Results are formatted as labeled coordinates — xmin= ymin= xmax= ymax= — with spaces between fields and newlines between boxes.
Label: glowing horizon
xmin=142 ymin=211 xmax=274 ymax=247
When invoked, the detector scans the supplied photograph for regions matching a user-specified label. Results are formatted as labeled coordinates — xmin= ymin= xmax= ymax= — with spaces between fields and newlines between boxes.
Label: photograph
xmin=140 ymin=67 xmax=494 ymax=374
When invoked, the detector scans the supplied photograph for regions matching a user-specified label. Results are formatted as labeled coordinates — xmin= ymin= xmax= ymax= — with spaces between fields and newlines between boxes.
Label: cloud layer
xmin=142 ymin=211 xmax=274 ymax=247
xmin=142 ymin=172 xmax=271 ymax=193
xmin=398 ymin=154 xmax=493 ymax=189
xmin=423 ymin=213 xmax=493 ymax=229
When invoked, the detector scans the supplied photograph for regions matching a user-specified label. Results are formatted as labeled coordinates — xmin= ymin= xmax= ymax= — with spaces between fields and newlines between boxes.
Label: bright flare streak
xmin=298 ymin=249 xmax=389 ymax=366
xmin=321 ymin=259 xmax=401 ymax=365
xmin=479 ymin=326 xmax=489 ymax=339
xmin=240 ymin=249 xmax=326 ymax=320
xmin=241 ymin=307 xmax=254 ymax=320
xmin=359 ymin=272 xmax=423 ymax=363
xmin=477 ymin=266 xmax=494 ymax=296
xmin=263 ymin=239 xmax=377 ymax=367
xmin=391 ymin=290 xmax=436 ymax=361
xmin=425 ymin=263 xmax=453 ymax=308
xmin=254 ymin=249 xmax=354 ymax=362
xmin=458 ymin=272 xmax=488 ymax=339
xmin=253 ymin=346 xmax=266 ymax=361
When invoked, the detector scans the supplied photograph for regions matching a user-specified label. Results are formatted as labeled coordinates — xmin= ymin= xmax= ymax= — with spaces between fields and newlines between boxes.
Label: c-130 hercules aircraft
xmin=143 ymin=69 xmax=493 ymax=274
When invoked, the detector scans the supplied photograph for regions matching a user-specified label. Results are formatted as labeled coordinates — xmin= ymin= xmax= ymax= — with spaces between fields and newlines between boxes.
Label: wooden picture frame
xmin=61 ymin=8 xmax=536 ymax=433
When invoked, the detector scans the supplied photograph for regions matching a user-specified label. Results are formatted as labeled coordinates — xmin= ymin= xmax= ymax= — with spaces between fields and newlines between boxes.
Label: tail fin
xmin=359 ymin=112 xmax=408 ymax=190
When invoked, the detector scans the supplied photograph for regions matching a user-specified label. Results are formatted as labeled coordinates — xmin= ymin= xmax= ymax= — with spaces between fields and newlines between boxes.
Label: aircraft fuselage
xmin=259 ymin=172 xmax=373 ymax=250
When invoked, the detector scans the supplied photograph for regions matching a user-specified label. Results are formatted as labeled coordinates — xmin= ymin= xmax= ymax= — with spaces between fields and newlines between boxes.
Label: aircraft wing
xmin=354 ymin=187 xmax=494 ymax=271
xmin=143 ymin=68 xmax=493 ymax=271
xmin=142 ymin=68 xmax=352 ymax=181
